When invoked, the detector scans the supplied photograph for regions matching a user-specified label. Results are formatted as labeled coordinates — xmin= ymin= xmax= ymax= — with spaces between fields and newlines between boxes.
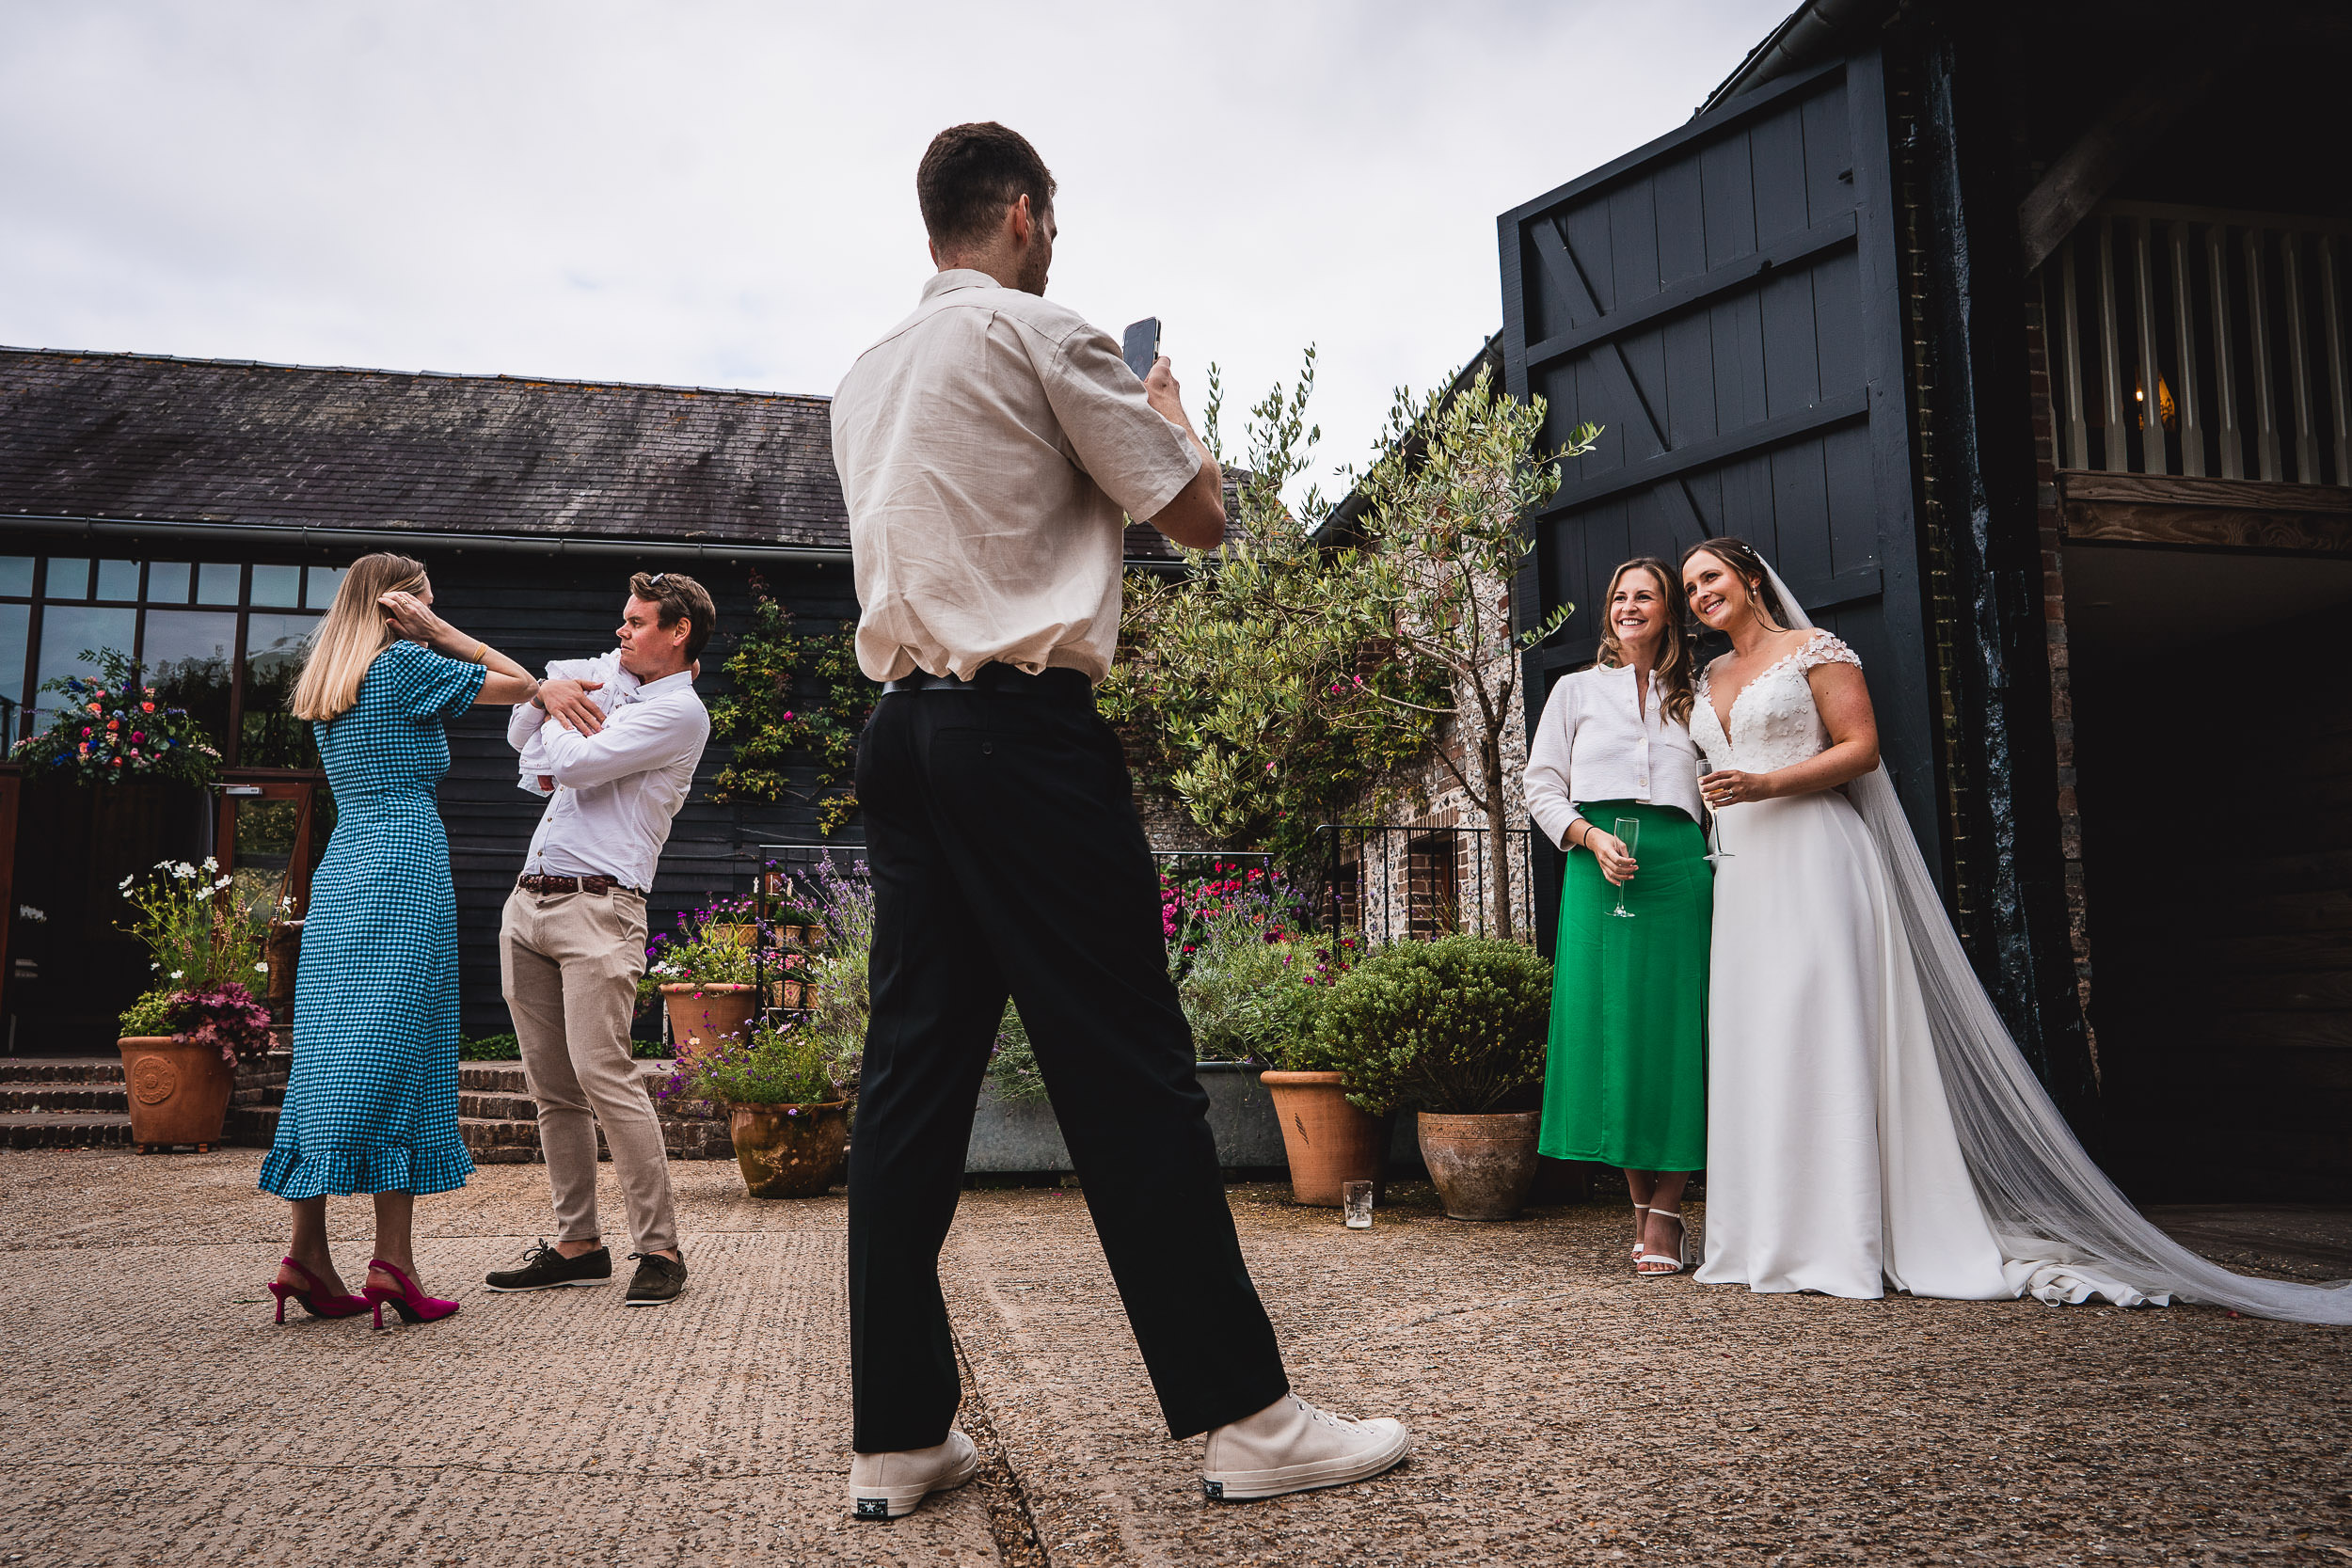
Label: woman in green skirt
xmin=1522 ymin=557 xmax=1711 ymax=1275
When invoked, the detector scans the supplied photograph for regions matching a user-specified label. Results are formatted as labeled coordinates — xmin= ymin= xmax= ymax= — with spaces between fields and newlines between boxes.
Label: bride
xmin=1681 ymin=534 xmax=2351 ymax=1321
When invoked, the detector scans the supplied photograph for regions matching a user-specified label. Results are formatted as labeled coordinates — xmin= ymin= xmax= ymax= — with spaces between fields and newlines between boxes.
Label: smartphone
xmin=1122 ymin=318 xmax=1161 ymax=384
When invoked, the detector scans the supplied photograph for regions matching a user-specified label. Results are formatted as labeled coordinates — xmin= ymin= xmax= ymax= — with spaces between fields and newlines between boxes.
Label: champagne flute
xmin=1697 ymin=757 xmax=1734 ymax=861
xmin=1610 ymin=816 xmax=1641 ymax=919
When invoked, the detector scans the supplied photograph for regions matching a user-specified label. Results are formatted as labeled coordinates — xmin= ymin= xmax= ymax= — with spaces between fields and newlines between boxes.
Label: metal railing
xmin=1313 ymin=823 xmax=1536 ymax=943
xmin=2048 ymin=202 xmax=2352 ymax=484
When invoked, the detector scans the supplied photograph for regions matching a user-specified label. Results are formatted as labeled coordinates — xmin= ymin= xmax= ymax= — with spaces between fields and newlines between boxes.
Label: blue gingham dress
xmin=260 ymin=641 xmax=486 ymax=1198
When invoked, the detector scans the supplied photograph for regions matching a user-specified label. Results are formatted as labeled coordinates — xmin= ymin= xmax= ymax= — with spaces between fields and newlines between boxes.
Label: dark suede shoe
xmin=623 ymin=1251 xmax=687 ymax=1306
xmin=485 ymin=1240 xmax=612 ymax=1292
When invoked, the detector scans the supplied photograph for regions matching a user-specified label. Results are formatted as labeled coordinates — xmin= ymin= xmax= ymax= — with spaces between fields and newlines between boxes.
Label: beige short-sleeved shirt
xmin=831 ymin=269 xmax=1202 ymax=685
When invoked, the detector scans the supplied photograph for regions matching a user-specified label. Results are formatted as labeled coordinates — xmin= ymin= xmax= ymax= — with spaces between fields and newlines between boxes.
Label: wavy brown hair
xmin=1593 ymin=557 xmax=1696 ymax=726
xmin=1678 ymin=535 xmax=1794 ymax=632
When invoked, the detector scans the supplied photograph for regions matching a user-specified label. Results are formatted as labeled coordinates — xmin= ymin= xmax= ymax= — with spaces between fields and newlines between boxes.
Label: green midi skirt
xmin=1537 ymin=799 xmax=1710 ymax=1172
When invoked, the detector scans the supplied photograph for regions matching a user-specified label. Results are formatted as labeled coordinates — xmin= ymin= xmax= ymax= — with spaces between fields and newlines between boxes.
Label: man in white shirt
xmin=484 ymin=572 xmax=714 ymax=1308
xmin=828 ymin=122 xmax=1409 ymax=1523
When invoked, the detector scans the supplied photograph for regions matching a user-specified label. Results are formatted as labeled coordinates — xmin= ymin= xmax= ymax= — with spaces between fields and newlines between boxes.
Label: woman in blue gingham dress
xmin=259 ymin=554 xmax=540 ymax=1324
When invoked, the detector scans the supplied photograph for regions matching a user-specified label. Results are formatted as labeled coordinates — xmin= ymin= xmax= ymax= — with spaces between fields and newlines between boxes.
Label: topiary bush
xmin=1311 ymin=934 xmax=1550 ymax=1115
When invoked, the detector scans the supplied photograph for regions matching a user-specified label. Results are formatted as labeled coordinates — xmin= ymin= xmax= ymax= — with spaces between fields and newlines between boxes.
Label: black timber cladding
xmin=1498 ymin=53 xmax=1941 ymax=863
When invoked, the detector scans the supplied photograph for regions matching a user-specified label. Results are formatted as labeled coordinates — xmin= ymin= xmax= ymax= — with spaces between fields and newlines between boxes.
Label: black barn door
xmin=1499 ymin=52 xmax=1938 ymax=866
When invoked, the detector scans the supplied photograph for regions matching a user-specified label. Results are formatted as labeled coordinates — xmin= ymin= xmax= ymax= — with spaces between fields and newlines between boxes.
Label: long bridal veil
xmin=1760 ymin=562 xmax=2352 ymax=1323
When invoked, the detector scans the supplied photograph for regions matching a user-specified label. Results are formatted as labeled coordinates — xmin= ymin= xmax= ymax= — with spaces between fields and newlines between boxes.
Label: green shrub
xmin=686 ymin=1019 xmax=837 ymax=1106
xmin=1311 ymin=935 xmax=1550 ymax=1115
xmin=460 ymin=1033 xmax=521 ymax=1060
xmin=1179 ymin=918 xmax=1362 ymax=1069
xmin=987 ymin=1002 xmax=1048 ymax=1103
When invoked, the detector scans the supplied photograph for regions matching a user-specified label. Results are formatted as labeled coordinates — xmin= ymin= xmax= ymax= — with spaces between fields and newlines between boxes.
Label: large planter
xmin=660 ymin=984 xmax=756 ymax=1059
xmin=1418 ymin=1110 xmax=1542 ymax=1221
xmin=728 ymin=1101 xmax=850 ymax=1198
xmin=118 ymin=1037 xmax=234 ymax=1153
xmin=1262 ymin=1070 xmax=1385 ymax=1207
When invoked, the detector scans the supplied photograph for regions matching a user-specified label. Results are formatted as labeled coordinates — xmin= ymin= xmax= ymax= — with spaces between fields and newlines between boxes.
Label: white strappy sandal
xmin=1635 ymin=1210 xmax=1694 ymax=1276
xmin=1630 ymin=1203 xmax=1650 ymax=1259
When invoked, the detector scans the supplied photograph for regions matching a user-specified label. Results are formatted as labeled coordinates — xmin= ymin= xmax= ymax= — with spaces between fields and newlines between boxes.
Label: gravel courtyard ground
xmin=1 ymin=1149 xmax=2345 ymax=1567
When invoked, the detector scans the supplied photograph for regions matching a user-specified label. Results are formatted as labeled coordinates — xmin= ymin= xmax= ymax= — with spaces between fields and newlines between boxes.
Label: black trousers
xmin=848 ymin=673 xmax=1290 ymax=1452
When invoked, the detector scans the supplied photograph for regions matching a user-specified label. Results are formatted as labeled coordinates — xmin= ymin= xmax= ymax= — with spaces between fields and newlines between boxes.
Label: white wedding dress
xmin=1690 ymin=566 xmax=2352 ymax=1321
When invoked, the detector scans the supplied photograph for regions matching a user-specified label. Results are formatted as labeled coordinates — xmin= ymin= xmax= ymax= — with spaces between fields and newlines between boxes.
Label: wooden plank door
xmin=1498 ymin=50 xmax=1938 ymax=863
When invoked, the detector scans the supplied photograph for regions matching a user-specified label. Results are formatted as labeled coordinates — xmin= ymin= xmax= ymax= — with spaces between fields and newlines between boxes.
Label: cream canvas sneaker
xmin=848 ymin=1431 xmax=979 ymax=1520
xmin=1201 ymin=1394 xmax=1412 ymax=1501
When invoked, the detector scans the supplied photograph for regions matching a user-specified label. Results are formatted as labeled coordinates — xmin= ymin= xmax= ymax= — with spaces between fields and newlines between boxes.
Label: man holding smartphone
xmin=828 ymin=122 xmax=1410 ymax=1520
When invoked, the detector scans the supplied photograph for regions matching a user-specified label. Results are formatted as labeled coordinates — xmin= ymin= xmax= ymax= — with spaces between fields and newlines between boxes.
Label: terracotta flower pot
xmin=1418 ymin=1110 xmax=1543 ymax=1221
xmin=660 ymin=983 xmax=756 ymax=1060
xmin=1261 ymin=1069 xmax=1384 ymax=1207
xmin=118 ymin=1037 xmax=234 ymax=1153
xmin=728 ymin=1101 xmax=850 ymax=1198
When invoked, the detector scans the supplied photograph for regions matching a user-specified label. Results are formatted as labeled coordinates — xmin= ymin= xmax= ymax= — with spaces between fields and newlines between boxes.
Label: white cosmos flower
xmin=255 ymin=962 xmax=269 ymax=974
xmin=169 ymin=970 xmax=183 ymax=980
xmin=201 ymin=856 xmax=218 ymax=872
xmin=215 ymin=877 xmax=233 ymax=891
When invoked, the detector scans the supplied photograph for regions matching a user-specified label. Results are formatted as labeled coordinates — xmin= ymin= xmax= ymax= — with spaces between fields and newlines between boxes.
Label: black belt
xmin=516 ymin=874 xmax=642 ymax=897
xmin=881 ymin=666 xmax=1091 ymax=699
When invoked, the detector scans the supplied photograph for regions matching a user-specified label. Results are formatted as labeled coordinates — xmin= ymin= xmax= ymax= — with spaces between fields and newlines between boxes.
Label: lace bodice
xmin=1692 ymin=633 xmax=1862 ymax=772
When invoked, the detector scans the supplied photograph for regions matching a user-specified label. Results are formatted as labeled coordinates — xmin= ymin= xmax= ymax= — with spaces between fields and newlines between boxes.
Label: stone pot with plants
xmin=115 ymin=857 xmax=285 ymax=1153
xmin=1313 ymin=934 xmax=1551 ymax=1221
xmin=675 ymin=1018 xmax=850 ymax=1198
xmin=641 ymin=895 xmax=761 ymax=1060
xmin=1180 ymin=920 xmax=1371 ymax=1206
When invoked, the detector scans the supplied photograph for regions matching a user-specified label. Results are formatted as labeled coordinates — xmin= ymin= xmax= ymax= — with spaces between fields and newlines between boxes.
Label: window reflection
xmin=36 ymin=604 xmax=137 ymax=718
xmin=230 ymin=796 xmax=299 ymax=919
xmin=45 ymin=560 xmax=90 ymax=600
xmin=305 ymin=564 xmax=346 ymax=610
xmin=141 ymin=610 xmax=239 ymax=752
xmin=146 ymin=562 xmax=192 ymax=603
xmin=0 ymin=602 xmax=26 ymax=737
xmin=250 ymin=564 xmax=301 ymax=608
xmin=96 ymin=560 xmax=140 ymax=600
xmin=197 ymin=563 xmax=241 ymax=604
xmin=0 ymin=558 xmax=33 ymax=596
xmin=242 ymin=611 xmax=323 ymax=769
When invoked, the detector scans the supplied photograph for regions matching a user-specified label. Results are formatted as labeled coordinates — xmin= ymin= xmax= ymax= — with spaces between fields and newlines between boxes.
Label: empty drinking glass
xmin=1611 ymin=816 xmax=1641 ymax=918
xmin=1342 ymin=1180 xmax=1375 ymax=1228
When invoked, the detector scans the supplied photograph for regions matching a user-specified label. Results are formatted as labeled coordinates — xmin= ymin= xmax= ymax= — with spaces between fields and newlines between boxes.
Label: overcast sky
xmin=0 ymin=0 xmax=1788 ymax=500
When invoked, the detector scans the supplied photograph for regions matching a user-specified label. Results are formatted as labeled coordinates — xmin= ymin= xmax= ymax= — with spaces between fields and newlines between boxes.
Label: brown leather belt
xmin=516 ymin=874 xmax=636 ymax=896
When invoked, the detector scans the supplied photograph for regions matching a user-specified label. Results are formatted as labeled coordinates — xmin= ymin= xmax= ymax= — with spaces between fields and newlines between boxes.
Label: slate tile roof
xmin=0 ymin=347 xmax=849 ymax=549
xmin=0 ymin=346 xmax=1194 ymax=562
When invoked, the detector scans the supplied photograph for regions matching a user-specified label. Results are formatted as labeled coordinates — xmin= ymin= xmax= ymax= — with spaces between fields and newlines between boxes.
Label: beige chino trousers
xmin=500 ymin=887 xmax=679 ymax=1257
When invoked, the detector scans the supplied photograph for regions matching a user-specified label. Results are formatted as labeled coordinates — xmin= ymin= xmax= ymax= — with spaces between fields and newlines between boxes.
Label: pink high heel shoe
xmin=362 ymin=1259 xmax=461 ymax=1327
xmin=267 ymin=1256 xmax=371 ymax=1323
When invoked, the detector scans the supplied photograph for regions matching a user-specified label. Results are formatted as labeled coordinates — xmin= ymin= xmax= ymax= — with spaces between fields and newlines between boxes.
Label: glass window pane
xmin=44 ymin=559 xmax=90 ymax=600
xmin=34 ymin=604 xmax=137 ymax=721
xmin=197 ymin=563 xmax=242 ymax=605
xmin=140 ymin=609 xmax=239 ymax=755
xmin=0 ymin=602 xmax=27 ymax=736
xmin=230 ymin=796 xmax=299 ymax=919
xmin=95 ymin=560 xmax=140 ymax=600
xmin=0 ymin=557 xmax=33 ymax=597
xmin=250 ymin=563 xmax=301 ymax=608
xmin=305 ymin=564 xmax=346 ymax=610
xmin=241 ymin=610 xmax=323 ymax=769
xmin=145 ymin=562 xmax=192 ymax=604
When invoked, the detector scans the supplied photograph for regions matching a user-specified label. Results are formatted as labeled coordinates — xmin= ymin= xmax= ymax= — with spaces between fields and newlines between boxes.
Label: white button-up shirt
xmin=508 ymin=652 xmax=710 ymax=891
xmin=831 ymin=269 xmax=1203 ymax=685
xmin=1522 ymin=661 xmax=1703 ymax=849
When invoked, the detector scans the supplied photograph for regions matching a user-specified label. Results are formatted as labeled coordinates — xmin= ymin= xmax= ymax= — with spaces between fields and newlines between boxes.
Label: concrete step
xmin=0 ymin=1057 xmax=125 ymax=1085
xmin=3 ymin=1085 xmax=130 ymax=1114
xmin=457 ymin=1060 xmax=676 ymax=1095
xmin=3 ymin=1113 xmax=135 ymax=1149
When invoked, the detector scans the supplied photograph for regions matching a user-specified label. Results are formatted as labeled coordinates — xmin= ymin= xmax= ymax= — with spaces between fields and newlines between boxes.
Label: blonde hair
xmin=290 ymin=552 xmax=430 ymax=722
xmin=1594 ymin=557 xmax=1696 ymax=727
